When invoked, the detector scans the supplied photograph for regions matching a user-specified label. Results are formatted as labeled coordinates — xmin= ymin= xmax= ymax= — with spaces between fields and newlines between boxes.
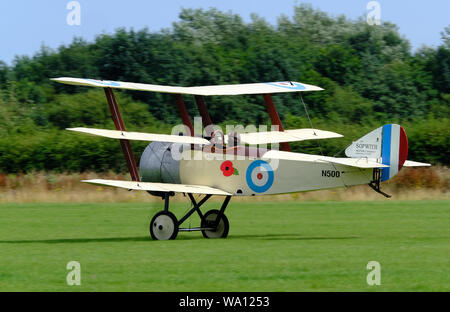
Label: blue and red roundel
xmin=246 ymin=160 xmax=274 ymax=193
xmin=86 ymin=79 xmax=121 ymax=87
xmin=266 ymin=81 xmax=306 ymax=90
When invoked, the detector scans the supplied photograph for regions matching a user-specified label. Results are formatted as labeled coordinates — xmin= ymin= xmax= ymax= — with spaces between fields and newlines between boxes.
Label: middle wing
xmin=226 ymin=128 xmax=343 ymax=145
xmin=67 ymin=127 xmax=211 ymax=145
xmin=69 ymin=127 xmax=341 ymax=145
xmin=83 ymin=179 xmax=232 ymax=195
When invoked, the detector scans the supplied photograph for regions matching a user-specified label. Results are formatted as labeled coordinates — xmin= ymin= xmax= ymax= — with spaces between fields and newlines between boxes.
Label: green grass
xmin=0 ymin=200 xmax=449 ymax=291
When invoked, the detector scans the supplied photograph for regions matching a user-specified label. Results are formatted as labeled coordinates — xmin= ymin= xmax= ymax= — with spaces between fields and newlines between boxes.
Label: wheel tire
xmin=201 ymin=209 xmax=229 ymax=239
xmin=149 ymin=211 xmax=179 ymax=240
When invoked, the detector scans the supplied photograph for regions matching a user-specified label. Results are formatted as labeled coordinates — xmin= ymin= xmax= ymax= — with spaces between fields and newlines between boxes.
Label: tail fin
xmin=345 ymin=124 xmax=408 ymax=181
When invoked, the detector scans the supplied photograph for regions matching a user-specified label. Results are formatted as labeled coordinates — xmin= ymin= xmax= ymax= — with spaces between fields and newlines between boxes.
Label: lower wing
xmin=83 ymin=179 xmax=231 ymax=195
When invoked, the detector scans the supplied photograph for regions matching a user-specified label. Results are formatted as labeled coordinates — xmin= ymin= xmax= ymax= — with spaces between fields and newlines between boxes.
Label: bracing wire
xmin=299 ymin=94 xmax=349 ymax=188
xmin=300 ymin=95 xmax=317 ymax=136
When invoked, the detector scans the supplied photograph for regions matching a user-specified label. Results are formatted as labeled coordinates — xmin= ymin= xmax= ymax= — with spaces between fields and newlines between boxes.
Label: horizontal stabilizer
xmin=403 ymin=160 xmax=431 ymax=167
xmin=262 ymin=150 xmax=389 ymax=168
xmin=67 ymin=127 xmax=211 ymax=145
xmin=51 ymin=77 xmax=323 ymax=95
xmin=326 ymin=157 xmax=389 ymax=168
xmin=228 ymin=129 xmax=343 ymax=145
xmin=83 ymin=179 xmax=232 ymax=195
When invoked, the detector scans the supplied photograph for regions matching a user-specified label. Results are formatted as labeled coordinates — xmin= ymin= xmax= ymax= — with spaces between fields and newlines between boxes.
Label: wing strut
xmin=104 ymin=88 xmax=140 ymax=181
xmin=174 ymin=94 xmax=194 ymax=135
xmin=262 ymin=94 xmax=291 ymax=152
xmin=194 ymin=95 xmax=213 ymax=136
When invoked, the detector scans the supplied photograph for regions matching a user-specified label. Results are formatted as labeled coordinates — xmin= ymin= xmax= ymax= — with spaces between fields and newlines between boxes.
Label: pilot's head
xmin=211 ymin=129 xmax=224 ymax=148
xmin=227 ymin=131 xmax=241 ymax=147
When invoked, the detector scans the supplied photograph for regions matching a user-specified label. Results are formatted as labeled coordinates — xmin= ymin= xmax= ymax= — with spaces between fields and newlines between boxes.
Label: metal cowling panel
xmin=139 ymin=142 xmax=181 ymax=184
xmin=161 ymin=145 xmax=181 ymax=184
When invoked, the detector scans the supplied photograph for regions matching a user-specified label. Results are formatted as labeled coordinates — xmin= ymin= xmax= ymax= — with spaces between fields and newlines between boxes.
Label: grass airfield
xmin=0 ymin=200 xmax=448 ymax=291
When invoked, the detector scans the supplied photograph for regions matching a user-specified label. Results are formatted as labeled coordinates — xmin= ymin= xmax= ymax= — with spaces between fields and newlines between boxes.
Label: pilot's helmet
xmin=227 ymin=131 xmax=241 ymax=147
xmin=211 ymin=129 xmax=225 ymax=147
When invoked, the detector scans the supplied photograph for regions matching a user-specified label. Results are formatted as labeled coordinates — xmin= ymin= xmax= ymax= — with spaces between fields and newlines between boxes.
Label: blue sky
xmin=1 ymin=0 xmax=449 ymax=65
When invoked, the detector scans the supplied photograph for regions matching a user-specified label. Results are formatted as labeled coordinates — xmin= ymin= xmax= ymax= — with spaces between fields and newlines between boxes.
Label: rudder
xmin=345 ymin=124 xmax=408 ymax=181
xmin=380 ymin=124 xmax=408 ymax=181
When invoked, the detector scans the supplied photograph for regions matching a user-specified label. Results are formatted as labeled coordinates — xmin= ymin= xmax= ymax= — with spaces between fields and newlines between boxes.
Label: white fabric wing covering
xmin=234 ymin=128 xmax=343 ymax=145
xmin=67 ymin=127 xmax=211 ymax=145
xmin=402 ymin=160 xmax=431 ymax=167
xmin=83 ymin=179 xmax=232 ymax=195
xmin=68 ymin=127 xmax=341 ymax=145
xmin=51 ymin=77 xmax=323 ymax=95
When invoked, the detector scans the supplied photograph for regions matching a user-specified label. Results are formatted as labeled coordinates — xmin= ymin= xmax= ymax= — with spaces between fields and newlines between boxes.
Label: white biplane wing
xmin=69 ymin=127 xmax=342 ymax=145
xmin=83 ymin=179 xmax=232 ymax=195
xmin=230 ymin=128 xmax=343 ymax=145
xmin=402 ymin=160 xmax=431 ymax=167
xmin=51 ymin=77 xmax=323 ymax=95
xmin=67 ymin=127 xmax=211 ymax=145
xmin=262 ymin=150 xmax=389 ymax=168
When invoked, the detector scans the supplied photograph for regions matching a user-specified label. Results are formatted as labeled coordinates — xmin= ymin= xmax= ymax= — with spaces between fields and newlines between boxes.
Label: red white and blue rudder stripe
xmin=381 ymin=124 xmax=408 ymax=181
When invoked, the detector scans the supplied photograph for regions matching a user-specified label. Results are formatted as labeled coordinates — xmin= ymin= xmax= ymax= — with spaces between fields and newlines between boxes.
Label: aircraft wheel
xmin=150 ymin=211 xmax=179 ymax=240
xmin=201 ymin=209 xmax=229 ymax=239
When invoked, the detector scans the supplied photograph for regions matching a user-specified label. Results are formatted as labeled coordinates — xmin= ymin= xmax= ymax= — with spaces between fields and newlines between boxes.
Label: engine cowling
xmin=139 ymin=142 xmax=181 ymax=185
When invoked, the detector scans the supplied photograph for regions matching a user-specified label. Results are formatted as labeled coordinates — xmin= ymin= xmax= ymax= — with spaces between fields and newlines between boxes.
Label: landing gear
xmin=201 ymin=209 xmax=229 ymax=238
xmin=201 ymin=195 xmax=231 ymax=238
xmin=148 ymin=192 xmax=232 ymax=240
xmin=150 ymin=211 xmax=179 ymax=240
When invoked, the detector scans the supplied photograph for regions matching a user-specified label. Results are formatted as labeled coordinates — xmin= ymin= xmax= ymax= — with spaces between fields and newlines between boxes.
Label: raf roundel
xmin=86 ymin=79 xmax=121 ymax=87
xmin=266 ymin=81 xmax=306 ymax=90
xmin=246 ymin=160 xmax=274 ymax=193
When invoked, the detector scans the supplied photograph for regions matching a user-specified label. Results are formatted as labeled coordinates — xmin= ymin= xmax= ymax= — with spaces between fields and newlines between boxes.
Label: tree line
xmin=0 ymin=5 xmax=448 ymax=173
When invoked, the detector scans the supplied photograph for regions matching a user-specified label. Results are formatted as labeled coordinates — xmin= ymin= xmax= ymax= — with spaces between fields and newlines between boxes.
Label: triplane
xmin=52 ymin=77 xmax=430 ymax=240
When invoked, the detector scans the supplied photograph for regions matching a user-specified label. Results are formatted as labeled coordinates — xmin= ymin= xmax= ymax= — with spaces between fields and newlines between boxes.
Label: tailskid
xmin=368 ymin=169 xmax=392 ymax=198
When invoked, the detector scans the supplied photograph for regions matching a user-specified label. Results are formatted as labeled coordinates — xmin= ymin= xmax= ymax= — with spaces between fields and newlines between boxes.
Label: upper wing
xmin=262 ymin=150 xmax=389 ymax=168
xmin=229 ymin=128 xmax=343 ymax=145
xmin=67 ymin=127 xmax=211 ymax=145
xmin=83 ymin=179 xmax=231 ymax=195
xmin=402 ymin=160 xmax=431 ymax=167
xmin=51 ymin=77 xmax=323 ymax=95
xmin=186 ymin=81 xmax=323 ymax=95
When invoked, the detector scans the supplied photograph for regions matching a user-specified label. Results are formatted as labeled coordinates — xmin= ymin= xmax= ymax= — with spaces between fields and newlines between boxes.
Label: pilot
xmin=227 ymin=131 xmax=241 ymax=147
xmin=210 ymin=129 xmax=225 ymax=149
